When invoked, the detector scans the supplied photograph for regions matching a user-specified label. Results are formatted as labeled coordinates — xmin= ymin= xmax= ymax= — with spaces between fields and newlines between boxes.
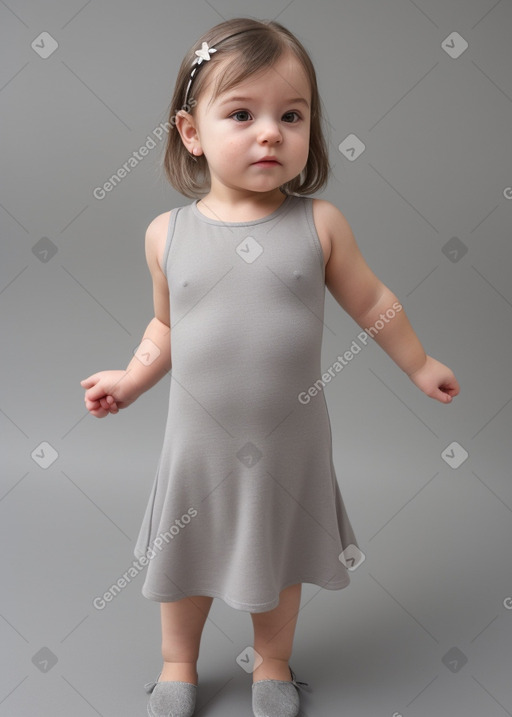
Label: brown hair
xmin=163 ymin=17 xmax=331 ymax=198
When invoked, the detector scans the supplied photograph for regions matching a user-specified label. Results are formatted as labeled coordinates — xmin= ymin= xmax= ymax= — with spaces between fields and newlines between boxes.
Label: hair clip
xmin=183 ymin=41 xmax=217 ymax=109
xmin=194 ymin=41 xmax=217 ymax=64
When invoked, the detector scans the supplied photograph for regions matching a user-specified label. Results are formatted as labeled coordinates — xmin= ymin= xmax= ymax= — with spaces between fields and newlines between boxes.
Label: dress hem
xmin=140 ymin=574 xmax=351 ymax=613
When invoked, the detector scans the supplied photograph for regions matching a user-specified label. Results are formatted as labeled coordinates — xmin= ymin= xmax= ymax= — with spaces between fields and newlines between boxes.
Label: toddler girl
xmin=81 ymin=17 xmax=459 ymax=717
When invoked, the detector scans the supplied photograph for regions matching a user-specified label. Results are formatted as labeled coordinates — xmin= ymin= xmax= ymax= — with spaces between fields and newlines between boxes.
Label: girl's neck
xmin=196 ymin=189 xmax=288 ymax=223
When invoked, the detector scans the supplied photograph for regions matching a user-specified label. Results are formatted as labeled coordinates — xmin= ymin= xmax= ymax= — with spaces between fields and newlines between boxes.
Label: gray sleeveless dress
xmin=133 ymin=194 xmax=360 ymax=612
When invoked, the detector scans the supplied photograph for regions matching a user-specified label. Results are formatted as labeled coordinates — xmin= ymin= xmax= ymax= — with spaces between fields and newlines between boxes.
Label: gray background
xmin=1 ymin=0 xmax=511 ymax=715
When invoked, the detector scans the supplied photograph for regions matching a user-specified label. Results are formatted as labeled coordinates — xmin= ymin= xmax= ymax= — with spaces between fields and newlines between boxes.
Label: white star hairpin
xmin=194 ymin=41 xmax=217 ymax=64
xmin=183 ymin=41 xmax=218 ymax=109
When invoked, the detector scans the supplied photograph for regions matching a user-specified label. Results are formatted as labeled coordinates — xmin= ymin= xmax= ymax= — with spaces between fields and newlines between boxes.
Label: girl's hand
xmin=407 ymin=355 xmax=460 ymax=404
xmin=80 ymin=370 xmax=140 ymax=418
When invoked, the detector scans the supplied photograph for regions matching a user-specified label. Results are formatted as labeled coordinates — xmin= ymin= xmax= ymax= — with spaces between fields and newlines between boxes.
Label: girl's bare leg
xmin=250 ymin=584 xmax=302 ymax=683
xmin=159 ymin=595 xmax=213 ymax=685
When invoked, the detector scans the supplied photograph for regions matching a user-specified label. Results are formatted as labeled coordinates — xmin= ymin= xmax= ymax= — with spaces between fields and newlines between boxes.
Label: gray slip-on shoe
xmin=144 ymin=673 xmax=197 ymax=717
xmin=251 ymin=667 xmax=312 ymax=717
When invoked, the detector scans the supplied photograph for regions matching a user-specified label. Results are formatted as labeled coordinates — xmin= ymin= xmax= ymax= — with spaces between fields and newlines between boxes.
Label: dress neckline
xmin=191 ymin=194 xmax=294 ymax=226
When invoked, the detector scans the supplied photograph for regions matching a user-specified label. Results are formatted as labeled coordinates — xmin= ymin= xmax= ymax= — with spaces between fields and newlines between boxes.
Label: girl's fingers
xmin=434 ymin=386 xmax=454 ymax=403
xmin=440 ymin=372 xmax=460 ymax=396
xmin=91 ymin=404 xmax=110 ymax=417
xmin=106 ymin=395 xmax=119 ymax=412
xmin=80 ymin=375 xmax=98 ymax=388
xmin=84 ymin=394 xmax=119 ymax=416
xmin=85 ymin=385 xmax=109 ymax=402
xmin=439 ymin=381 xmax=460 ymax=399
xmin=95 ymin=396 xmax=118 ymax=414
xmin=100 ymin=397 xmax=116 ymax=411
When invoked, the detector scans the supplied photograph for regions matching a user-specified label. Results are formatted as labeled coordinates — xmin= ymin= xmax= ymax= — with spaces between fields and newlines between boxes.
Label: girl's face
xmin=180 ymin=51 xmax=312 ymax=200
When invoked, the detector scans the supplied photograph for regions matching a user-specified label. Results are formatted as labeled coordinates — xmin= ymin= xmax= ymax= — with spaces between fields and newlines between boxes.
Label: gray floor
xmin=1 ymin=1 xmax=512 ymax=715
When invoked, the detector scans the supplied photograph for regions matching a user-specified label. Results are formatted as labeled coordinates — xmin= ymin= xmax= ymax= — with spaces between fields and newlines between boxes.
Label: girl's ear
xmin=175 ymin=110 xmax=203 ymax=156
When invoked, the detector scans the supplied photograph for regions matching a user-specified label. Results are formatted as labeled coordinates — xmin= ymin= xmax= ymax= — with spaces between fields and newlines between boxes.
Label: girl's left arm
xmin=316 ymin=200 xmax=460 ymax=403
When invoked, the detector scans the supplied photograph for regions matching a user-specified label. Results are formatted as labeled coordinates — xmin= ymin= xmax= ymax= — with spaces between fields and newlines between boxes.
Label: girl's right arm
xmin=80 ymin=212 xmax=172 ymax=418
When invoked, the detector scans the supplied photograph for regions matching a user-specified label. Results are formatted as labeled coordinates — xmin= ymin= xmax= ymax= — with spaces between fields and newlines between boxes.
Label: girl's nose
xmin=257 ymin=119 xmax=282 ymax=144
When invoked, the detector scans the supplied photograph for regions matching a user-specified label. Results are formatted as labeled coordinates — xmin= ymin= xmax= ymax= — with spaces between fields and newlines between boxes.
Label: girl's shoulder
xmin=310 ymin=197 xmax=349 ymax=237
xmin=311 ymin=197 xmax=355 ymax=252
xmin=145 ymin=210 xmax=174 ymax=275
xmin=146 ymin=201 xmax=195 ymax=272
xmin=310 ymin=198 xmax=350 ymax=269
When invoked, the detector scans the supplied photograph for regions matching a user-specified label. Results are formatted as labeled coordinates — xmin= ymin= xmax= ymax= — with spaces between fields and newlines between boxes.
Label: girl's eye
xmin=229 ymin=110 xmax=301 ymax=123
xmin=282 ymin=111 xmax=300 ymax=123
xmin=231 ymin=110 xmax=252 ymax=122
